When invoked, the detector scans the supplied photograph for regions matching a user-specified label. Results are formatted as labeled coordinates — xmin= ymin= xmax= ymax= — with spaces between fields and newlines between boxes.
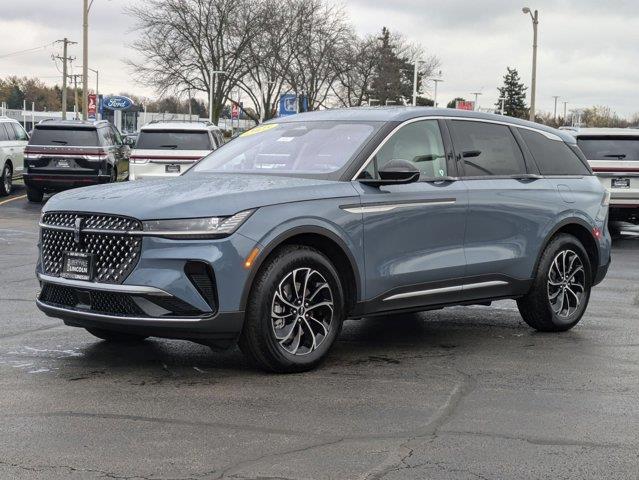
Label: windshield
xmin=136 ymin=130 xmax=212 ymax=150
xmin=191 ymin=121 xmax=379 ymax=177
xmin=29 ymin=127 xmax=98 ymax=146
xmin=577 ymin=136 xmax=639 ymax=160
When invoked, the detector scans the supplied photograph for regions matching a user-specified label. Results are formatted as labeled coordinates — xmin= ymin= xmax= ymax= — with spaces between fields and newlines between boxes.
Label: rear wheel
xmin=85 ymin=328 xmax=148 ymax=343
xmin=109 ymin=166 xmax=117 ymax=183
xmin=26 ymin=185 xmax=44 ymax=203
xmin=0 ymin=163 xmax=12 ymax=196
xmin=239 ymin=245 xmax=345 ymax=373
xmin=517 ymin=234 xmax=592 ymax=332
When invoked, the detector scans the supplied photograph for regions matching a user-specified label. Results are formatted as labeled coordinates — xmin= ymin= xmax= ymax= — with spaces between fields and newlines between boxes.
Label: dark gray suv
xmin=35 ymin=108 xmax=612 ymax=372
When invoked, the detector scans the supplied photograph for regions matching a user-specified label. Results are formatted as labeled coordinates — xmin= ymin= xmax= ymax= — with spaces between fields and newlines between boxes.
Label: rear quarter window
xmin=29 ymin=127 xmax=99 ymax=147
xmin=519 ymin=129 xmax=590 ymax=175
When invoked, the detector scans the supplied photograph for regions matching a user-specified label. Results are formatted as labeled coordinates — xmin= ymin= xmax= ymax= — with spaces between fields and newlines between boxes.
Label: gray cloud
xmin=1 ymin=0 xmax=638 ymax=116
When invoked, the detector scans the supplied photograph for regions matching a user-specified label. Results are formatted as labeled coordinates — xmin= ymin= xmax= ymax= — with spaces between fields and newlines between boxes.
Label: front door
xmin=353 ymin=119 xmax=468 ymax=313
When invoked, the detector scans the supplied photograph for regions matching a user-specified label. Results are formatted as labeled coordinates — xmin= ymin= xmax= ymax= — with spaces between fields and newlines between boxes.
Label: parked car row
xmin=35 ymin=107 xmax=612 ymax=372
xmin=0 ymin=116 xmax=29 ymax=195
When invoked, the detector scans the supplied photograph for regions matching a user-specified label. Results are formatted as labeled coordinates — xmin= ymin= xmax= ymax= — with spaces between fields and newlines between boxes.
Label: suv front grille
xmin=40 ymin=212 xmax=142 ymax=284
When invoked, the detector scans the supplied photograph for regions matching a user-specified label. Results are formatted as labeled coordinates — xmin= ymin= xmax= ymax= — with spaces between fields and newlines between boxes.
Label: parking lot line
xmin=0 ymin=194 xmax=26 ymax=206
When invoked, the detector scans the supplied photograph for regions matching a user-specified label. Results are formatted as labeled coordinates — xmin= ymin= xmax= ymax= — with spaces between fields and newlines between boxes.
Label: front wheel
xmin=517 ymin=233 xmax=592 ymax=332
xmin=0 ymin=164 xmax=12 ymax=196
xmin=239 ymin=245 xmax=345 ymax=373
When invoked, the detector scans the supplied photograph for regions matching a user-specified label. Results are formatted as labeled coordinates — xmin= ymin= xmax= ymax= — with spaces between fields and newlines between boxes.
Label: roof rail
xmin=147 ymin=119 xmax=215 ymax=126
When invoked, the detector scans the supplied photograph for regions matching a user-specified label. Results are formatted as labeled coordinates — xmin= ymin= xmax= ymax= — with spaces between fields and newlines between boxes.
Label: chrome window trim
xmin=383 ymin=280 xmax=508 ymax=302
xmin=351 ymin=116 xmax=564 ymax=181
xmin=37 ymin=273 xmax=172 ymax=297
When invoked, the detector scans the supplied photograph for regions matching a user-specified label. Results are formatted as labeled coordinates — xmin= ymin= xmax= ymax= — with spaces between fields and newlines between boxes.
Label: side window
xmin=11 ymin=123 xmax=29 ymax=141
xmin=452 ymin=121 xmax=526 ymax=176
xmin=519 ymin=129 xmax=590 ymax=175
xmin=364 ymin=120 xmax=448 ymax=179
xmin=0 ymin=124 xmax=10 ymax=141
xmin=99 ymin=127 xmax=113 ymax=146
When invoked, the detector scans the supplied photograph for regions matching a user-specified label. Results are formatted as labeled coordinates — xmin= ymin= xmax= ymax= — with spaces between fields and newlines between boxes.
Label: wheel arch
xmin=239 ymin=226 xmax=362 ymax=315
xmin=534 ymin=217 xmax=600 ymax=284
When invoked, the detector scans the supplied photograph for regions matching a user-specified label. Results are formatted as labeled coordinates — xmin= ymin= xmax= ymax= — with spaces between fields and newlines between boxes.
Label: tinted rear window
xmin=519 ymin=129 xmax=590 ymax=175
xmin=29 ymin=127 xmax=99 ymax=146
xmin=577 ymin=136 xmax=639 ymax=161
xmin=136 ymin=130 xmax=212 ymax=150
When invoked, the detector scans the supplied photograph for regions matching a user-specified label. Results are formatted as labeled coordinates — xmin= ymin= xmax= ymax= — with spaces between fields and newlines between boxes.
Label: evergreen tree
xmin=495 ymin=67 xmax=528 ymax=118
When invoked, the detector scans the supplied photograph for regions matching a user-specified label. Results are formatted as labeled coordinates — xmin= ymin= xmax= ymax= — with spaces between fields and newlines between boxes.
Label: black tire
xmin=238 ymin=245 xmax=345 ymax=373
xmin=109 ymin=166 xmax=117 ymax=183
xmin=26 ymin=185 xmax=44 ymax=203
xmin=0 ymin=163 xmax=12 ymax=196
xmin=517 ymin=233 xmax=592 ymax=332
xmin=85 ymin=328 xmax=148 ymax=343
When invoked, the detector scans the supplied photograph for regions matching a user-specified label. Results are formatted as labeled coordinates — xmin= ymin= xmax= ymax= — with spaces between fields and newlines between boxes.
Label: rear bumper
xmin=24 ymin=172 xmax=110 ymax=191
xmin=129 ymin=162 xmax=196 ymax=181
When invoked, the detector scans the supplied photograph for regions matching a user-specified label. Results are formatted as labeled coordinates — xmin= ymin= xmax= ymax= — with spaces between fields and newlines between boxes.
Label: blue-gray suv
xmin=36 ymin=108 xmax=612 ymax=372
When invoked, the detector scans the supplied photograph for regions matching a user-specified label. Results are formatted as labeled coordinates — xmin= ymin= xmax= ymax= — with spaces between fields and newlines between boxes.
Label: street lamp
xmin=412 ymin=60 xmax=424 ymax=106
xmin=431 ymin=73 xmax=443 ymax=107
xmin=471 ymin=91 xmax=482 ymax=111
xmin=82 ymin=0 xmax=96 ymax=120
xmin=522 ymin=6 xmax=539 ymax=122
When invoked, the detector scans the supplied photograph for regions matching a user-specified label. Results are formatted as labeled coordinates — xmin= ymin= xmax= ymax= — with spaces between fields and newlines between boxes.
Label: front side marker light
xmin=244 ymin=247 xmax=261 ymax=269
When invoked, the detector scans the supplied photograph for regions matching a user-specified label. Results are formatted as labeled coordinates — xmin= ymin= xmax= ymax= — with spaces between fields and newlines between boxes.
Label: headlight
xmin=141 ymin=209 xmax=254 ymax=239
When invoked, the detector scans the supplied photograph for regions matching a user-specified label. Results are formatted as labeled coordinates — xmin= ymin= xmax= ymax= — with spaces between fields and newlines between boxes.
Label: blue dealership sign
xmin=102 ymin=95 xmax=135 ymax=111
xmin=279 ymin=94 xmax=298 ymax=116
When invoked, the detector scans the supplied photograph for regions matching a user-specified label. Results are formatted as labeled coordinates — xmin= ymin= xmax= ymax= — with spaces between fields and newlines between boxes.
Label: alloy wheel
xmin=271 ymin=267 xmax=334 ymax=356
xmin=547 ymin=249 xmax=585 ymax=318
xmin=3 ymin=166 xmax=11 ymax=194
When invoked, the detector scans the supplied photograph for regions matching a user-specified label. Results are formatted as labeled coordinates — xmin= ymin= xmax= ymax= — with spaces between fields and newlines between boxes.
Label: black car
xmin=23 ymin=120 xmax=131 ymax=202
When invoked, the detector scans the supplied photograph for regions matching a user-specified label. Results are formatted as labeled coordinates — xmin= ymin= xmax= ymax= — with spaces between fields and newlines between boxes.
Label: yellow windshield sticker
xmin=241 ymin=124 xmax=279 ymax=137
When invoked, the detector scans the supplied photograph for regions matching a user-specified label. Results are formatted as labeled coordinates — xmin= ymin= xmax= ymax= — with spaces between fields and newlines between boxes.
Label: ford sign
xmin=103 ymin=96 xmax=135 ymax=111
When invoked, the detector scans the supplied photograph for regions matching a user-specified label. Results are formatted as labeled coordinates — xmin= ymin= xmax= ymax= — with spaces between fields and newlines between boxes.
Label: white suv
xmin=572 ymin=128 xmax=639 ymax=227
xmin=0 ymin=117 xmax=29 ymax=195
xmin=129 ymin=121 xmax=224 ymax=180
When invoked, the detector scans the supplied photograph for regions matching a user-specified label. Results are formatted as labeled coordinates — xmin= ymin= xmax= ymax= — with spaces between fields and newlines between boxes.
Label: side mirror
xmin=359 ymin=159 xmax=420 ymax=187
xmin=123 ymin=136 xmax=136 ymax=147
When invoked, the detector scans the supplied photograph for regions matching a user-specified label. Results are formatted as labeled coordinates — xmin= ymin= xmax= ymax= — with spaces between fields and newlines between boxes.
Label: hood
xmin=44 ymin=173 xmax=358 ymax=219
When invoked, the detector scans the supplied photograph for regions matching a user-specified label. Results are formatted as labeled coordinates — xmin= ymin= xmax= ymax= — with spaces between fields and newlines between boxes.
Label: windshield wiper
xmin=51 ymin=140 xmax=68 ymax=145
xmin=160 ymin=144 xmax=178 ymax=149
xmin=604 ymin=154 xmax=627 ymax=159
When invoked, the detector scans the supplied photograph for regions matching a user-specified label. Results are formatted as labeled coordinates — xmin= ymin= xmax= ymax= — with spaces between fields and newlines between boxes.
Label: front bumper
xmin=36 ymin=232 xmax=258 ymax=345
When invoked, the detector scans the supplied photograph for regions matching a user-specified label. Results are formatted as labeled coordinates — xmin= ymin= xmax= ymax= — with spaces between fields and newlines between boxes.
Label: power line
xmin=0 ymin=41 xmax=59 ymax=60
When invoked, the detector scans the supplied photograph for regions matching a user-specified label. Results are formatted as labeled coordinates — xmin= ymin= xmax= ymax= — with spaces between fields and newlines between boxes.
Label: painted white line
xmin=0 ymin=194 xmax=26 ymax=206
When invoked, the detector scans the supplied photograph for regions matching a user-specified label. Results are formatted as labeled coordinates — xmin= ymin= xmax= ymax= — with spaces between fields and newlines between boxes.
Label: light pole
xmin=209 ymin=69 xmax=226 ymax=124
xmin=82 ymin=0 xmax=96 ymax=120
xmin=498 ymin=97 xmax=506 ymax=115
xmin=471 ymin=91 xmax=482 ymax=111
xmin=552 ymin=95 xmax=559 ymax=121
xmin=522 ymin=7 xmax=539 ymax=122
xmin=563 ymin=101 xmax=568 ymax=124
xmin=412 ymin=60 xmax=424 ymax=106
xmin=432 ymin=73 xmax=443 ymax=107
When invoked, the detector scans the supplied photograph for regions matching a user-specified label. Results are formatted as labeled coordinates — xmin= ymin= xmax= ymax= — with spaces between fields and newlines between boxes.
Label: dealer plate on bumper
xmin=611 ymin=177 xmax=630 ymax=188
xmin=165 ymin=164 xmax=181 ymax=174
xmin=61 ymin=252 xmax=94 ymax=281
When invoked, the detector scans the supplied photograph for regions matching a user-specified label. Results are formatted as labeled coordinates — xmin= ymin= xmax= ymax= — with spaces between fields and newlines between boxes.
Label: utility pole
xmin=82 ymin=0 xmax=89 ymax=120
xmin=522 ymin=7 xmax=539 ymax=122
xmin=432 ymin=74 xmax=443 ymax=107
xmin=563 ymin=101 xmax=568 ymax=125
xmin=53 ymin=38 xmax=76 ymax=120
xmin=471 ymin=92 xmax=482 ymax=111
xmin=412 ymin=60 xmax=424 ymax=106
xmin=552 ymin=95 xmax=560 ymax=121
xmin=70 ymin=75 xmax=82 ymax=120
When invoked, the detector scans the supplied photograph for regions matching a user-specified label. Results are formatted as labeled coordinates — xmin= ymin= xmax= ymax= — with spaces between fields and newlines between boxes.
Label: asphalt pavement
xmin=1 ymin=183 xmax=638 ymax=480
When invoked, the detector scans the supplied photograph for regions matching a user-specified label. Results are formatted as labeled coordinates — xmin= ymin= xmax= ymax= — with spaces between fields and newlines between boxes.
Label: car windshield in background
xmin=136 ymin=130 xmax=212 ymax=150
xmin=29 ymin=127 xmax=98 ymax=146
xmin=577 ymin=136 xmax=639 ymax=160
xmin=192 ymin=121 xmax=379 ymax=177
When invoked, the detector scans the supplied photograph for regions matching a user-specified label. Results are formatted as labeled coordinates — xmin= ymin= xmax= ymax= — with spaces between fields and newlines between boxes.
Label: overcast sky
xmin=1 ymin=0 xmax=638 ymax=116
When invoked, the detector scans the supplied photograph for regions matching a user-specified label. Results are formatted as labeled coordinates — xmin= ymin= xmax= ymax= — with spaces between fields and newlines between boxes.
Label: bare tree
xmin=126 ymin=0 xmax=262 ymax=124
xmin=284 ymin=0 xmax=354 ymax=110
xmin=331 ymin=35 xmax=378 ymax=107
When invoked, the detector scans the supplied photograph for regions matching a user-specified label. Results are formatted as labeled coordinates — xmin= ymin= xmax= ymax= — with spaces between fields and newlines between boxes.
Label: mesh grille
xmin=39 ymin=284 xmax=144 ymax=316
xmin=41 ymin=212 xmax=142 ymax=284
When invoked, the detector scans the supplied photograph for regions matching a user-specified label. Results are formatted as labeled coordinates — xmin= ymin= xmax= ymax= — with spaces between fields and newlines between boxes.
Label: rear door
xmin=0 ymin=123 xmax=17 ymax=176
xmin=449 ymin=119 xmax=558 ymax=298
xmin=354 ymin=119 xmax=469 ymax=312
xmin=9 ymin=122 xmax=29 ymax=177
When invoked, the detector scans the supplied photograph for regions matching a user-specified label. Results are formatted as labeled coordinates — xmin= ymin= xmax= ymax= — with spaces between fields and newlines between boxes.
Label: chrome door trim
xmin=351 ymin=116 xmax=564 ymax=181
xmin=341 ymin=198 xmax=456 ymax=214
xmin=37 ymin=273 xmax=172 ymax=297
xmin=382 ymin=280 xmax=508 ymax=302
